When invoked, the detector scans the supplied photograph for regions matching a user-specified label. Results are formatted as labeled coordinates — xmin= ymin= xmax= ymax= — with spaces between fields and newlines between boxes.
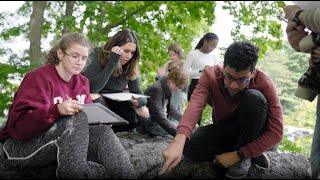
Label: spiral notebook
xmin=81 ymin=103 xmax=129 ymax=125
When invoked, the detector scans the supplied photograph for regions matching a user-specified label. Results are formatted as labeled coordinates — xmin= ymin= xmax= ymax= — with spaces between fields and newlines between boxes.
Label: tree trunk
xmin=62 ymin=1 xmax=75 ymax=35
xmin=29 ymin=1 xmax=47 ymax=65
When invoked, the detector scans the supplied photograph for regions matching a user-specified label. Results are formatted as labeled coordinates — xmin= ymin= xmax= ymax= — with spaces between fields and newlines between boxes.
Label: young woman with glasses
xmin=0 ymin=32 xmax=137 ymax=179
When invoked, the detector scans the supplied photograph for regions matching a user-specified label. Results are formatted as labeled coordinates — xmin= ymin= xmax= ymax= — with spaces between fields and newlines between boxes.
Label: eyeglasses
xmin=222 ymin=71 xmax=250 ymax=86
xmin=63 ymin=51 xmax=90 ymax=65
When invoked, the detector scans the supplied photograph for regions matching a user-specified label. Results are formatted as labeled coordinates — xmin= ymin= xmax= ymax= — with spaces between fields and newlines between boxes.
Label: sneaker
xmin=225 ymin=159 xmax=251 ymax=179
xmin=251 ymin=152 xmax=270 ymax=169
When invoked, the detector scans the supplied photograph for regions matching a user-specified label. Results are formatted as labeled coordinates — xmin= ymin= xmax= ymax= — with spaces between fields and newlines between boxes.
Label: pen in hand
xmin=66 ymin=94 xmax=79 ymax=113
xmin=131 ymin=95 xmax=140 ymax=108
xmin=103 ymin=50 xmax=112 ymax=54
xmin=277 ymin=15 xmax=288 ymax=23
xmin=277 ymin=15 xmax=299 ymax=30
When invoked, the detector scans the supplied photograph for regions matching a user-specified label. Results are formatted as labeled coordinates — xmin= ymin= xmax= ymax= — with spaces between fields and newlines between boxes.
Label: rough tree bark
xmin=29 ymin=1 xmax=47 ymax=65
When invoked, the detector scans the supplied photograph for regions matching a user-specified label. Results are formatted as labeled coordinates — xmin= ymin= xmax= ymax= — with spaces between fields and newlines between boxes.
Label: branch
xmin=102 ymin=4 xmax=149 ymax=33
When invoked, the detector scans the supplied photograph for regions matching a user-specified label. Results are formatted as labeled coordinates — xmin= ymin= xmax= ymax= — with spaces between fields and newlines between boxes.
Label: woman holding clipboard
xmin=83 ymin=29 xmax=150 ymax=133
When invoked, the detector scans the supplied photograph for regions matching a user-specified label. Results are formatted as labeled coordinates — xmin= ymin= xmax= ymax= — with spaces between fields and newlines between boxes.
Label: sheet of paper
xmin=102 ymin=92 xmax=150 ymax=102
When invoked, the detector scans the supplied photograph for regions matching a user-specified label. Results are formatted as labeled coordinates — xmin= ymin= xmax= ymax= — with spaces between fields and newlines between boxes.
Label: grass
xmin=0 ymin=117 xmax=7 ymax=123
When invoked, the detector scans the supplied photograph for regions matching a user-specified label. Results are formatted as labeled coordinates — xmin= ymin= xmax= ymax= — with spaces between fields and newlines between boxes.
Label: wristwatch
xmin=292 ymin=10 xmax=304 ymax=26
xmin=236 ymin=149 xmax=244 ymax=160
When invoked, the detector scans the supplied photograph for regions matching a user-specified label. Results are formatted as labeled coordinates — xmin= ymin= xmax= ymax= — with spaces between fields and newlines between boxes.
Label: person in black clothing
xmin=83 ymin=29 xmax=150 ymax=133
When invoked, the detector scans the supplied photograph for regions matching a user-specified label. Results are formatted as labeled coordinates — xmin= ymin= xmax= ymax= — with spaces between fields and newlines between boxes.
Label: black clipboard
xmin=81 ymin=103 xmax=129 ymax=125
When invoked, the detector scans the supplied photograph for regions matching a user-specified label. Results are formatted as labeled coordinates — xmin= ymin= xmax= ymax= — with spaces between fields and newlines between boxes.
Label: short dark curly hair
xmin=223 ymin=41 xmax=259 ymax=72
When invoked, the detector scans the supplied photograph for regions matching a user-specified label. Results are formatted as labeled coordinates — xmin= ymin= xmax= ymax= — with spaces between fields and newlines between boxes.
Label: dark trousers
xmin=311 ymin=95 xmax=320 ymax=179
xmin=187 ymin=79 xmax=213 ymax=125
xmin=93 ymin=96 xmax=138 ymax=133
xmin=183 ymin=89 xmax=268 ymax=161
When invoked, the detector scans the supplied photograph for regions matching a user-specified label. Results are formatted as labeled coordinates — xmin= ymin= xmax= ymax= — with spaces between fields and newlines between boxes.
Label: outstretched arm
xmin=159 ymin=134 xmax=187 ymax=175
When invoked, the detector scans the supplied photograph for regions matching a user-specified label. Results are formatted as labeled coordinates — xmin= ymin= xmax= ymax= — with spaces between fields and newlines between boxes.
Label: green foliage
xmin=0 ymin=48 xmax=40 ymax=116
xmin=278 ymin=135 xmax=309 ymax=156
xmin=0 ymin=1 xmax=287 ymax=92
xmin=258 ymin=42 xmax=310 ymax=116
xmin=0 ymin=117 xmax=6 ymax=123
xmin=295 ymin=136 xmax=312 ymax=157
xmin=285 ymin=99 xmax=317 ymax=129
xmin=0 ymin=1 xmax=217 ymax=113
xmin=222 ymin=1 xmax=285 ymax=57
xmin=201 ymin=104 xmax=213 ymax=126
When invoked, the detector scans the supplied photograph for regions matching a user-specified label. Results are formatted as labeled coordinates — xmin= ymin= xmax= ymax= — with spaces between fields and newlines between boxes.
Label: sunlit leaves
xmin=222 ymin=1 xmax=284 ymax=55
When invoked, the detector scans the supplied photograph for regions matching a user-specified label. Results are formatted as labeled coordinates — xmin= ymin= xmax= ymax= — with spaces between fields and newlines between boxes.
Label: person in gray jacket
xmin=83 ymin=29 xmax=150 ymax=133
xmin=144 ymin=68 xmax=189 ymax=136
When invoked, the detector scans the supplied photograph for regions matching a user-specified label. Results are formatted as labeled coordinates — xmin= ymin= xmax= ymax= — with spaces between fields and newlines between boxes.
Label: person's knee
xmin=56 ymin=111 xmax=88 ymax=128
xmin=241 ymin=89 xmax=267 ymax=107
xmin=134 ymin=106 xmax=150 ymax=118
xmin=74 ymin=111 xmax=89 ymax=123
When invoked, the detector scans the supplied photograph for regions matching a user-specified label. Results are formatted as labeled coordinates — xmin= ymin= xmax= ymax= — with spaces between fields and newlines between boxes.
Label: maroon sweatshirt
xmin=0 ymin=64 xmax=92 ymax=142
xmin=177 ymin=65 xmax=284 ymax=159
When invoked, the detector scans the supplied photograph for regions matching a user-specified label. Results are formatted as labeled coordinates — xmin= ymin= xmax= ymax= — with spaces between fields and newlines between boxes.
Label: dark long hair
xmin=195 ymin=32 xmax=219 ymax=50
xmin=98 ymin=29 xmax=140 ymax=80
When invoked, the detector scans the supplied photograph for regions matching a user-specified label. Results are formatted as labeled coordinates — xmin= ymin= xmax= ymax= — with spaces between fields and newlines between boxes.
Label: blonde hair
xmin=167 ymin=67 xmax=188 ymax=88
xmin=168 ymin=43 xmax=184 ymax=60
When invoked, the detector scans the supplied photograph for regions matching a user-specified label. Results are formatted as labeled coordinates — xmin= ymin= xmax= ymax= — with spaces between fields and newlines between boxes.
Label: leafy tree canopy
xmin=0 ymin=1 xmax=288 ymax=115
